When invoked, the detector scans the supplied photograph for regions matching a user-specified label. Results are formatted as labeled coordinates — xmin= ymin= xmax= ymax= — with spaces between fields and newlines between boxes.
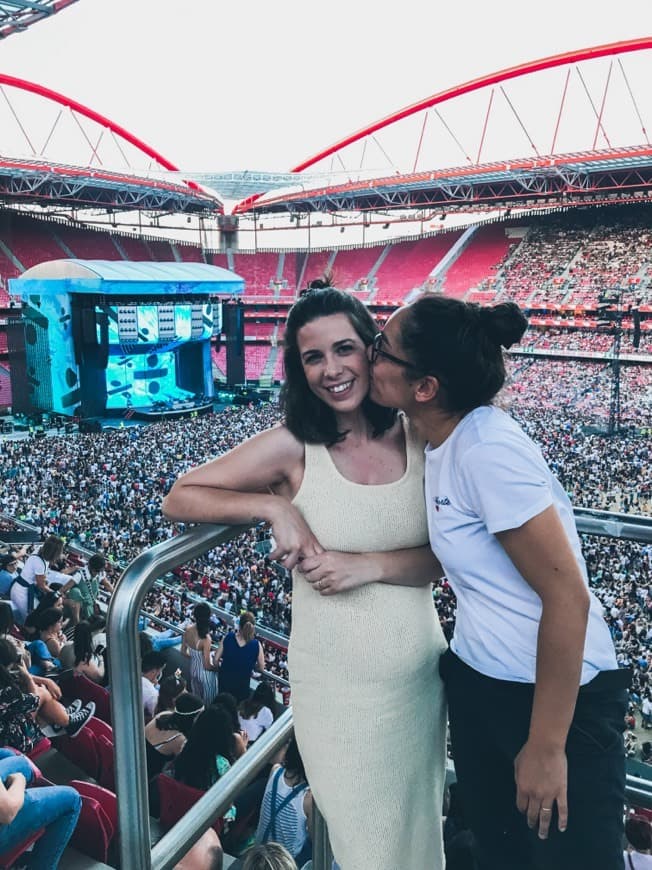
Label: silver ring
xmin=540 ymin=808 xmax=552 ymax=813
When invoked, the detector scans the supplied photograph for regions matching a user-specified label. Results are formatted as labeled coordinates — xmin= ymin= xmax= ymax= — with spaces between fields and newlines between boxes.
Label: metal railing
xmin=107 ymin=510 xmax=652 ymax=868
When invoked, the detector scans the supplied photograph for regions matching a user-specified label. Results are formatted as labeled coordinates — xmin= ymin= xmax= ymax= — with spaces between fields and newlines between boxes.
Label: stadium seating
xmin=113 ymin=235 xmax=153 ymax=261
xmin=58 ymin=227 xmax=122 ymax=260
xmin=68 ymin=780 xmax=118 ymax=865
xmin=174 ymin=243 xmax=206 ymax=263
xmin=156 ymin=773 xmax=224 ymax=835
xmin=330 ymin=245 xmax=385 ymax=293
xmin=300 ymin=249 xmax=333 ymax=292
xmin=245 ymin=345 xmax=272 ymax=380
xmin=231 ymin=252 xmax=280 ymax=295
xmin=53 ymin=726 xmax=102 ymax=782
xmin=60 ymin=672 xmax=112 ymax=724
xmin=442 ymin=224 xmax=517 ymax=300
xmin=3 ymin=220 xmax=67 ymax=270
xmin=374 ymin=233 xmax=461 ymax=302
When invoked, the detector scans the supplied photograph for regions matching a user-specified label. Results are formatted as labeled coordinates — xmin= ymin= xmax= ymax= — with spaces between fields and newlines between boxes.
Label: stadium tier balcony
xmin=58 ymin=227 xmax=123 ymax=260
xmin=244 ymin=322 xmax=275 ymax=340
xmin=113 ymin=235 xmax=154 ymax=261
xmin=144 ymin=239 xmax=178 ymax=261
xmin=175 ymin=244 xmax=206 ymax=263
xmin=330 ymin=245 xmax=385 ymax=295
xmin=231 ymin=252 xmax=281 ymax=296
xmin=374 ymin=234 xmax=461 ymax=302
xmin=211 ymin=345 xmax=227 ymax=378
xmin=300 ymin=250 xmax=333 ymax=293
xmin=245 ymin=345 xmax=272 ymax=379
xmin=442 ymin=224 xmax=516 ymax=300
xmin=500 ymin=226 xmax=584 ymax=306
xmin=517 ymin=329 xmax=615 ymax=353
xmin=3 ymin=221 xmax=68 ymax=270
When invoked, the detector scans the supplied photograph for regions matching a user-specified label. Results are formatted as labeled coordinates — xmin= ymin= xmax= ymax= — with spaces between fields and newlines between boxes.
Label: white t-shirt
xmin=239 ymin=706 xmax=274 ymax=742
xmin=624 ymin=852 xmax=652 ymax=869
xmin=141 ymin=676 xmax=159 ymax=719
xmin=10 ymin=553 xmax=47 ymax=622
xmin=424 ymin=405 xmax=617 ymax=684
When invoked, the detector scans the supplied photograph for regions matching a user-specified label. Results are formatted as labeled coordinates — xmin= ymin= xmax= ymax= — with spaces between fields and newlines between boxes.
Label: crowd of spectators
xmin=463 ymin=211 xmax=652 ymax=310
xmin=1 ymin=354 xmax=651 ymax=763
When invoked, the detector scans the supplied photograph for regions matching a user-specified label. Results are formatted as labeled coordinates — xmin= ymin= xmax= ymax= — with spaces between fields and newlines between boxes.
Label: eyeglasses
xmin=370 ymin=333 xmax=415 ymax=369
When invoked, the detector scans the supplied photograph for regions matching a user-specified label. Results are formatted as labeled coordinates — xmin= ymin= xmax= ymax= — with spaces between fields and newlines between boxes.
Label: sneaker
xmin=66 ymin=701 xmax=95 ymax=738
xmin=66 ymin=699 xmax=83 ymax=715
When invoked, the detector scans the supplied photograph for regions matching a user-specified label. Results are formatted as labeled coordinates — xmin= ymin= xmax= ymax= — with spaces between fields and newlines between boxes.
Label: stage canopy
xmin=10 ymin=259 xmax=244 ymax=297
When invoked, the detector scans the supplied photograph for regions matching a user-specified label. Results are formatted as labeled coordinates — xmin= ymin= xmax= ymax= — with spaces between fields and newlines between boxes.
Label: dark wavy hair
xmin=399 ymin=295 xmax=528 ymax=413
xmin=280 ymin=278 xmax=396 ymax=445
xmin=174 ymin=706 xmax=236 ymax=790
xmin=193 ymin=602 xmax=212 ymax=639
xmin=73 ymin=620 xmax=96 ymax=666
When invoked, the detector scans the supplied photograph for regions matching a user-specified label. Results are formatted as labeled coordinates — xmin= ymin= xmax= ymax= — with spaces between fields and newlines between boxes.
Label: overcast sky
xmin=1 ymin=0 xmax=650 ymax=174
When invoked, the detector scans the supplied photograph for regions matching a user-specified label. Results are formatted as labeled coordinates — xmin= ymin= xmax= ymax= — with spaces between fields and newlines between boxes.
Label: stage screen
xmin=97 ymin=302 xmax=214 ymax=345
xmin=105 ymin=350 xmax=195 ymax=410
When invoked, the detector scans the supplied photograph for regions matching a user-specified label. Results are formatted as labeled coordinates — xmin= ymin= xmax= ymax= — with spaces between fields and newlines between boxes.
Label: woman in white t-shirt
xmin=369 ymin=294 xmax=628 ymax=870
xmin=238 ymin=680 xmax=276 ymax=744
xmin=10 ymin=537 xmax=66 ymax=624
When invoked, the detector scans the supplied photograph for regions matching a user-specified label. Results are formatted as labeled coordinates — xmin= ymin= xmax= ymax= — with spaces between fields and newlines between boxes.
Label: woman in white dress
xmin=164 ymin=281 xmax=448 ymax=870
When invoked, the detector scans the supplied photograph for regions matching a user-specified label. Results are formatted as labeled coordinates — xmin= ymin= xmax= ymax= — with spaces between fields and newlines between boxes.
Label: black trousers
xmin=440 ymin=649 xmax=630 ymax=870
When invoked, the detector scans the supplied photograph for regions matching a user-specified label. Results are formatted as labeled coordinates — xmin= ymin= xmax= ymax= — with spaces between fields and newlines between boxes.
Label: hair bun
xmin=482 ymin=302 xmax=528 ymax=349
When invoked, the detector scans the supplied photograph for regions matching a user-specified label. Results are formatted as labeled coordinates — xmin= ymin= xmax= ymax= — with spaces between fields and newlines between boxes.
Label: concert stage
xmin=7 ymin=259 xmax=243 ymax=419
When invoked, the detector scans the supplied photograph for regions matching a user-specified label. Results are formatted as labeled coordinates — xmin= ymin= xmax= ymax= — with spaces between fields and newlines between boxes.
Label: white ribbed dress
xmin=289 ymin=417 xmax=448 ymax=870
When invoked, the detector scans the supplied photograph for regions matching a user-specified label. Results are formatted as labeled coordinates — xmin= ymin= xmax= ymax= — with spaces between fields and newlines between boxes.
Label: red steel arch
xmin=0 ymin=73 xmax=196 ymax=183
xmin=292 ymin=36 xmax=652 ymax=173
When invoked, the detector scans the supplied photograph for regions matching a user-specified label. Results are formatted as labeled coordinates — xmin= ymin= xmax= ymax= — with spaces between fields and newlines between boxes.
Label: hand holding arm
xmin=301 ymin=545 xmax=442 ymax=595
xmin=162 ymin=426 xmax=322 ymax=571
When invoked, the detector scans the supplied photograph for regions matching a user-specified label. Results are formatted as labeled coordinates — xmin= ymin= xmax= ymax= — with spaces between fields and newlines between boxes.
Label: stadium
xmin=0 ymin=4 xmax=651 ymax=868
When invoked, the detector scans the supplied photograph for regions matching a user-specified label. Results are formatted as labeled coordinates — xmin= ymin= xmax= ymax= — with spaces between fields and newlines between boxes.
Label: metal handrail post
xmin=107 ymin=523 xmax=247 ymax=870
xmin=312 ymin=804 xmax=334 ymax=870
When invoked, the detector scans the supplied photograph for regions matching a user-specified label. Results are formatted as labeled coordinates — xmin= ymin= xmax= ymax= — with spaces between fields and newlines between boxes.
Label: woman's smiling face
xmin=297 ymin=313 xmax=370 ymax=414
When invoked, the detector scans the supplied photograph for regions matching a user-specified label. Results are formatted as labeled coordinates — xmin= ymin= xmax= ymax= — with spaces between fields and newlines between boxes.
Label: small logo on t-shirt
xmin=433 ymin=496 xmax=451 ymax=512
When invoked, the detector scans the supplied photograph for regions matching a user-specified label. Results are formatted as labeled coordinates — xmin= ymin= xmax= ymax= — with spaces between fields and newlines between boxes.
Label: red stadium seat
xmin=26 ymin=736 xmax=52 ymax=762
xmin=53 ymin=726 xmax=101 ymax=781
xmin=68 ymin=780 xmax=116 ymax=865
xmin=60 ymin=672 xmax=112 ymax=724
xmin=156 ymin=774 xmax=224 ymax=836
xmin=96 ymin=734 xmax=115 ymax=792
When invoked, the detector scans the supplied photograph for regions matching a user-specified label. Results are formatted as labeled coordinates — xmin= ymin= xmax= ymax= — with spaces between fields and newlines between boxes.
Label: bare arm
xmin=301 ymin=545 xmax=443 ymax=595
xmin=0 ymin=773 xmax=27 ymax=825
xmin=256 ymin=641 xmax=265 ymax=673
xmin=162 ymin=426 xmax=322 ymax=570
xmin=212 ymin=641 xmax=224 ymax=669
xmin=496 ymin=505 xmax=590 ymax=839
xmin=34 ymin=572 xmax=50 ymax=593
xmin=201 ymin=637 xmax=215 ymax=671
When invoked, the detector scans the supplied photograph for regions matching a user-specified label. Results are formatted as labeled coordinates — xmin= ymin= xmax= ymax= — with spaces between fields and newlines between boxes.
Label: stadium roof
xmin=0 ymin=156 xmax=222 ymax=214
xmin=234 ymin=145 xmax=652 ymax=215
xmin=0 ymin=0 xmax=79 ymax=39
